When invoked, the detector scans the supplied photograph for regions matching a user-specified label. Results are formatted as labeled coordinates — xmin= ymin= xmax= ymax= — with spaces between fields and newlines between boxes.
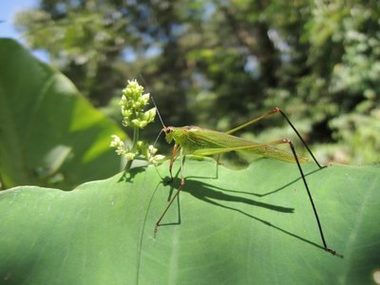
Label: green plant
xmin=110 ymin=80 xmax=164 ymax=170
xmin=0 ymin=39 xmax=126 ymax=190
xmin=1 ymin=38 xmax=379 ymax=285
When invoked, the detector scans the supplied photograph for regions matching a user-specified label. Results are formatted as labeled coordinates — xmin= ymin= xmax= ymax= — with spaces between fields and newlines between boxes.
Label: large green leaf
xmin=0 ymin=38 xmax=125 ymax=190
xmin=0 ymin=159 xmax=379 ymax=284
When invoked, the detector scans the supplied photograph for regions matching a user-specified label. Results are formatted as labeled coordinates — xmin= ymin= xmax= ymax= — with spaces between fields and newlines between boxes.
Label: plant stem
xmin=124 ymin=127 xmax=140 ymax=171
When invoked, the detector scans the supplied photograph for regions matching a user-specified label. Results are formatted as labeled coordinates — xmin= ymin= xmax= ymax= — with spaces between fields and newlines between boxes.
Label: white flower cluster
xmin=110 ymin=135 xmax=165 ymax=164
xmin=110 ymin=80 xmax=165 ymax=166
xmin=110 ymin=135 xmax=126 ymax=156
xmin=143 ymin=144 xmax=165 ymax=165
xmin=120 ymin=79 xmax=156 ymax=129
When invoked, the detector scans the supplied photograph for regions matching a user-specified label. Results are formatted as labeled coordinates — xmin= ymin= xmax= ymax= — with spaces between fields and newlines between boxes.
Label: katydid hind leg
xmin=226 ymin=107 xmax=324 ymax=169
xmin=277 ymin=109 xmax=324 ymax=169
xmin=279 ymin=138 xmax=336 ymax=255
xmin=226 ymin=108 xmax=280 ymax=135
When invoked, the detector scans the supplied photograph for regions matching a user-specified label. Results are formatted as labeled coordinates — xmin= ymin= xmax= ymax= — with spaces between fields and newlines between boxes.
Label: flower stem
xmin=124 ymin=127 xmax=140 ymax=171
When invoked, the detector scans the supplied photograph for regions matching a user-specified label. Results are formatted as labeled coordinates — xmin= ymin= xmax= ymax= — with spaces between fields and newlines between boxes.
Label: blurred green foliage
xmin=14 ymin=0 xmax=380 ymax=164
xmin=0 ymin=39 xmax=126 ymax=190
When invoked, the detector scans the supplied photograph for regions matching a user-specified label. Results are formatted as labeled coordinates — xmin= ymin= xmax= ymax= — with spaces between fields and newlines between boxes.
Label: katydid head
xmin=163 ymin=126 xmax=175 ymax=143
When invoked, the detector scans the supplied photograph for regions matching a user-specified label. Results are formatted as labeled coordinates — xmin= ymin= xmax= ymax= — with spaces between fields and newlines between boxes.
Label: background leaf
xmin=0 ymin=39 xmax=126 ymax=190
xmin=0 ymin=159 xmax=379 ymax=284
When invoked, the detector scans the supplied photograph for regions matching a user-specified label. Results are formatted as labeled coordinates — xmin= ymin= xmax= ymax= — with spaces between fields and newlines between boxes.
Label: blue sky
xmin=0 ymin=0 xmax=37 ymax=39
xmin=0 ymin=0 xmax=141 ymax=63
xmin=0 ymin=0 xmax=49 ymax=61
xmin=0 ymin=1 xmax=164 ymax=63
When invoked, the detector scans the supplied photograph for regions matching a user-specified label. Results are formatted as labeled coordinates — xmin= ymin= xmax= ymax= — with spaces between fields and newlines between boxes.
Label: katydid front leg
xmin=155 ymin=148 xmax=185 ymax=236
xmin=169 ymin=144 xmax=180 ymax=181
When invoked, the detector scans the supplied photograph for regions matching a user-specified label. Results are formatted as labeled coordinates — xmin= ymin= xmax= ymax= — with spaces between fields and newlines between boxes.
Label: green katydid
xmin=153 ymin=105 xmax=337 ymax=255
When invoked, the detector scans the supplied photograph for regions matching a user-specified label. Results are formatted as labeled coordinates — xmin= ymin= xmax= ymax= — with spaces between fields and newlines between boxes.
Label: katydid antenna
xmin=137 ymin=75 xmax=167 ymax=146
